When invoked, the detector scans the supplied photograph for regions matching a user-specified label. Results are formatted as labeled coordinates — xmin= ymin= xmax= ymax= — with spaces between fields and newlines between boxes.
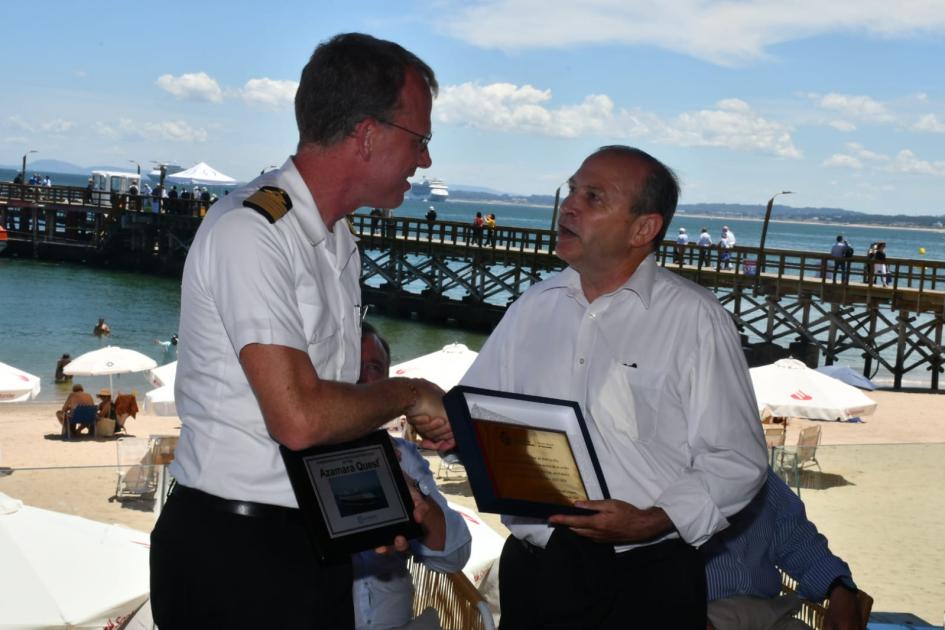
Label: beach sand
xmin=1 ymin=390 xmax=943 ymax=622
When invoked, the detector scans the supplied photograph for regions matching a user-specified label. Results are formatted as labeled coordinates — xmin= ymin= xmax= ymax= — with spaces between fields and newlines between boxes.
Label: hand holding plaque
xmin=444 ymin=386 xmax=610 ymax=518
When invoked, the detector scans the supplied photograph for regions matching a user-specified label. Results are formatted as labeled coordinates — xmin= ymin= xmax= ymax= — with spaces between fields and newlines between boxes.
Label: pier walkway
xmin=2 ymin=182 xmax=943 ymax=389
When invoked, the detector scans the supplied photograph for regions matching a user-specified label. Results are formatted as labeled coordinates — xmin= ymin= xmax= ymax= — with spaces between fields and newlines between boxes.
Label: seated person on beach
xmin=113 ymin=392 xmax=139 ymax=432
xmin=703 ymin=468 xmax=861 ymax=630
xmin=54 ymin=353 xmax=73 ymax=383
xmin=56 ymin=384 xmax=95 ymax=429
xmin=354 ymin=322 xmax=471 ymax=630
xmin=93 ymin=318 xmax=111 ymax=337
xmin=96 ymin=389 xmax=114 ymax=421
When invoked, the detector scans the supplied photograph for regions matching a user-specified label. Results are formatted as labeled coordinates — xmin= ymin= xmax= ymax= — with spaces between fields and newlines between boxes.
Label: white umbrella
xmin=148 ymin=361 xmax=177 ymax=388
xmin=0 ymin=361 xmax=41 ymax=403
xmin=144 ymin=384 xmax=177 ymax=417
xmin=63 ymin=346 xmax=158 ymax=397
xmin=750 ymin=358 xmax=878 ymax=421
xmin=390 ymin=343 xmax=478 ymax=392
xmin=0 ymin=492 xmax=150 ymax=628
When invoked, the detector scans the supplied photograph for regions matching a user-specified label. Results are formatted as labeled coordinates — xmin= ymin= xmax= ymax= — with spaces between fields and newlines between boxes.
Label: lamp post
xmin=757 ymin=190 xmax=794 ymax=276
xmin=128 ymin=160 xmax=141 ymax=175
xmin=20 ymin=149 xmax=37 ymax=183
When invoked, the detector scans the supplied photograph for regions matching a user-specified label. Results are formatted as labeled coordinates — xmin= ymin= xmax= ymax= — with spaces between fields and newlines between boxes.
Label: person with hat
xmin=674 ymin=226 xmax=689 ymax=264
xmin=96 ymin=388 xmax=113 ymax=421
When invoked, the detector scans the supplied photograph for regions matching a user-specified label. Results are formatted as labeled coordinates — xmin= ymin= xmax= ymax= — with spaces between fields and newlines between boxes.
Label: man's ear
xmin=354 ymin=118 xmax=376 ymax=161
xmin=629 ymin=212 xmax=663 ymax=247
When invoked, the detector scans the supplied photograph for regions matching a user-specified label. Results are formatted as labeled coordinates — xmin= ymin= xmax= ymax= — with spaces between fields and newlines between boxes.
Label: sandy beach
xmin=1 ymin=389 xmax=943 ymax=623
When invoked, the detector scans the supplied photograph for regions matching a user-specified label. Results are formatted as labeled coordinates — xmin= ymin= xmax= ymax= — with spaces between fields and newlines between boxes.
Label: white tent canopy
xmin=0 ymin=361 xmax=41 ymax=403
xmin=164 ymin=162 xmax=237 ymax=186
xmin=750 ymin=358 xmax=878 ymax=421
xmin=0 ymin=492 xmax=150 ymax=628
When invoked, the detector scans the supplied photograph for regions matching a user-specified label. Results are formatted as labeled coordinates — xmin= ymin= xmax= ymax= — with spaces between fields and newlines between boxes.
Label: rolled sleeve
xmin=207 ymin=210 xmax=308 ymax=355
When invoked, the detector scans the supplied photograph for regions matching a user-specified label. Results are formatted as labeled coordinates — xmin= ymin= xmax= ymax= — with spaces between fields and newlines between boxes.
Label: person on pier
xmin=150 ymin=33 xmax=452 ymax=629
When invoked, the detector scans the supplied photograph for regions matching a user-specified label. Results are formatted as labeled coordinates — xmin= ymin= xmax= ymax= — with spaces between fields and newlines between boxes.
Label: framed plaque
xmin=443 ymin=385 xmax=610 ymax=518
xmin=280 ymin=431 xmax=421 ymax=561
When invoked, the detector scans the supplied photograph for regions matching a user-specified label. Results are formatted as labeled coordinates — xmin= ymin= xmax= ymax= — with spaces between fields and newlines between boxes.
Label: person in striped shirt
xmin=703 ymin=469 xmax=861 ymax=630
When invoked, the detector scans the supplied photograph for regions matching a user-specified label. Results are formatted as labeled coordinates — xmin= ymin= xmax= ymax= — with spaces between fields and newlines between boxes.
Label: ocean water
xmin=3 ymin=172 xmax=943 ymax=400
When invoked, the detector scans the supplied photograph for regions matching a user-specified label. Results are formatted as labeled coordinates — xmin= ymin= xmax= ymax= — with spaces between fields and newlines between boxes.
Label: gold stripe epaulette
xmin=243 ymin=186 xmax=293 ymax=224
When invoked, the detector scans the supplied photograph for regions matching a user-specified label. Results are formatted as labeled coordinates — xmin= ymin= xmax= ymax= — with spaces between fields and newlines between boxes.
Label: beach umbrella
xmin=62 ymin=346 xmax=158 ymax=397
xmin=148 ymin=360 xmax=177 ymax=388
xmin=816 ymin=364 xmax=877 ymax=391
xmin=0 ymin=492 xmax=150 ymax=628
xmin=144 ymin=384 xmax=177 ymax=417
xmin=164 ymin=161 xmax=237 ymax=186
xmin=750 ymin=358 xmax=878 ymax=421
xmin=390 ymin=343 xmax=478 ymax=392
xmin=0 ymin=361 xmax=41 ymax=403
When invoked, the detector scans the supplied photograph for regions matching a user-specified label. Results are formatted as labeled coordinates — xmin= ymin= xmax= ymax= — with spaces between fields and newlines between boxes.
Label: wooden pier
xmin=3 ymin=182 xmax=944 ymax=390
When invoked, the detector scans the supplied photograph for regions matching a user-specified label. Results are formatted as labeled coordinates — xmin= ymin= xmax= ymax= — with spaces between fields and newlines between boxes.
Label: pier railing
xmin=0 ymin=181 xmax=209 ymax=217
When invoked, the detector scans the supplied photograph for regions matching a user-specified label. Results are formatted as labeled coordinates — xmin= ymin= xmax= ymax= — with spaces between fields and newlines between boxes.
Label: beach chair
xmin=437 ymin=452 xmax=467 ymax=481
xmin=779 ymin=569 xmax=873 ymax=629
xmin=781 ymin=425 xmax=822 ymax=473
xmin=114 ymin=437 xmax=161 ymax=500
xmin=409 ymin=557 xmax=495 ymax=630
xmin=65 ymin=404 xmax=98 ymax=440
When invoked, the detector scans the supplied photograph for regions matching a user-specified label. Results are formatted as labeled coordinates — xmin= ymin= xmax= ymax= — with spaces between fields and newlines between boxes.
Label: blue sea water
xmin=2 ymin=171 xmax=943 ymax=400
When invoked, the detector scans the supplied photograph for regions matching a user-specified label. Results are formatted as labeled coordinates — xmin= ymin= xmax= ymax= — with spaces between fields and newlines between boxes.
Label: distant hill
xmin=1 ymin=159 xmax=136 ymax=175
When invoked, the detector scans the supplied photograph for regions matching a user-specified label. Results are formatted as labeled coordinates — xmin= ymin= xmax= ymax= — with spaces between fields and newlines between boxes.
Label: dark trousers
xmin=151 ymin=486 xmax=354 ymax=629
xmin=499 ymin=529 xmax=706 ymax=630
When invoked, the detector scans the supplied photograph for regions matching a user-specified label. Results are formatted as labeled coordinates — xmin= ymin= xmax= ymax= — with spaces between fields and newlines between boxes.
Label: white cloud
xmin=811 ymin=93 xmax=894 ymax=123
xmin=435 ymin=83 xmax=798 ymax=157
xmin=156 ymin=72 xmax=223 ymax=103
xmin=240 ymin=78 xmax=298 ymax=110
xmin=95 ymin=118 xmax=207 ymax=142
xmin=41 ymin=118 xmax=74 ymax=133
xmin=888 ymin=149 xmax=945 ymax=176
xmin=844 ymin=142 xmax=888 ymax=162
xmin=440 ymin=0 xmax=945 ymax=66
xmin=829 ymin=120 xmax=856 ymax=132
xmin=6 ymin=115 xmax=34 ymax=132
xmin=912 ymin=113 xmax=945 ymax=133
xmin=824 ymin=154 xmax=863 ymax=169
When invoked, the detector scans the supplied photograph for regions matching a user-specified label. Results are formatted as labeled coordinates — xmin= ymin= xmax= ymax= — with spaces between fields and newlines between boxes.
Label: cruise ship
xmin=411 ymin=177 xmax=449 ymax=202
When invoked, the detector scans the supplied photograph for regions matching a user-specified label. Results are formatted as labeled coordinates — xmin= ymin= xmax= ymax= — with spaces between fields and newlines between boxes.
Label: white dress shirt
xmin=170 ymin=158 xmax=362 ymax=507
xmin=353 ymin=439 xmax=472 ymax=630
xmin=461 ymin=256 xmax=767 ymax=551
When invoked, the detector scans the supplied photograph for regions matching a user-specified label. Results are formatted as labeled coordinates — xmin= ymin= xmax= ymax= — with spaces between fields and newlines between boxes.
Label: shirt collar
xmin=275 ymin=158 xmax=358 ymax=272
xmin=542 ymin=253 xmax=657 ymax=309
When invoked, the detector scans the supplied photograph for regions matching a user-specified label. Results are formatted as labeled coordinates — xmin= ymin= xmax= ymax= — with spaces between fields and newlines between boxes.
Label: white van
xmin=90 ymin=170 xmax=142 ymax=207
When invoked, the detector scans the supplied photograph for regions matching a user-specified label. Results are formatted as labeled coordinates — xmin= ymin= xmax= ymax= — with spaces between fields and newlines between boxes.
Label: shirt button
xmin=579 ymin=358 xmax=585 ymax=365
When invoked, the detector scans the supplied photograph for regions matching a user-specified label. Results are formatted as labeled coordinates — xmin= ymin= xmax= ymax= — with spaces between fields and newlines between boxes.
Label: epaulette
xmin=243 ymin=186 xmax=293 ymax=224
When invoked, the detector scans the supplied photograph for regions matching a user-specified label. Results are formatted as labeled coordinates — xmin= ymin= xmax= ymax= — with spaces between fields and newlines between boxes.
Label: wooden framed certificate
xmin=443 ymin=385 xmax=610 ymax=518
xmin=280 ymin=431 xmax=421 ymax=561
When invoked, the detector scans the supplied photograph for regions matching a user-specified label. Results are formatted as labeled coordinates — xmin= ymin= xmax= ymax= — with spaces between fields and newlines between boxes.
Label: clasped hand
xmin=404 ymin=378 xmax=454 ymax=451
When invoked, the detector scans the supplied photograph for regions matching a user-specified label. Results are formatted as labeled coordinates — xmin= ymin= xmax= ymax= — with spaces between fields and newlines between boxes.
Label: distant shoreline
xmin=443 ymin=198 xmax=945 ymax=233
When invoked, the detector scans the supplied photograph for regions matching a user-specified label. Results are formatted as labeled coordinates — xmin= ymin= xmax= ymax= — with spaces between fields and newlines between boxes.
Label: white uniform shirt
xmin=461 ymin=256 xmax=767 ymax=551
xmin=352 ymin=439 xmax=472 ymax=630
xmin=170 ymin=158 xmax=362 ymax=507
xmin=676 ymin=232 xmax=689 ymax=245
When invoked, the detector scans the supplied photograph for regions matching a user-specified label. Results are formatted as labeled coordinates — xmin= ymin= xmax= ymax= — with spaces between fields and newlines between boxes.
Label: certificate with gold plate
xmin=443 ymin=385 xmax=610 ymax=518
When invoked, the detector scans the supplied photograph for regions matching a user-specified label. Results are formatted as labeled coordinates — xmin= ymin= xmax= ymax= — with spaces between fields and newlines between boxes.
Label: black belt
xmin=170 ymin=483 xmax=300 ymax=520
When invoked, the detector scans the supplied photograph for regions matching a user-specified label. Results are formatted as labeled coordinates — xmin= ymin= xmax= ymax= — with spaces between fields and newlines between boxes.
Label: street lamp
xmin=757 ymin=190 xmax=794 ymax=275
xmin=128 ymin=160 xmax=141 ymax=175
xmin=20 ymin=149 xmax=37 ymax=183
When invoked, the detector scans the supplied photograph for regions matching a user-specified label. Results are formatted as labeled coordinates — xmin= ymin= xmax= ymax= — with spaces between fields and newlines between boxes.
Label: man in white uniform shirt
xmin=461 ymin=146 xmax=767 ymax=628
xmin=150 ymin=33 xmax=453 ymax=629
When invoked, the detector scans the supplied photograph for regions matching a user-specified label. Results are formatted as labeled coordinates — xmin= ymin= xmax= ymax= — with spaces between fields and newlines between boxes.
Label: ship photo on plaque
xmin=444 ymin=385 xmax=610 ymax=518
xmin=280 ymin=431 xmax=421 ymax=560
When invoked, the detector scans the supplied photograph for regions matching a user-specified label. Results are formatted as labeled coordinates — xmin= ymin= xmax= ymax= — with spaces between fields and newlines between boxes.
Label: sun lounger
xmin=409 ymin=556 xmax=494 ymax=630
xmin=780 ymin=569 xmax=873 ymax=629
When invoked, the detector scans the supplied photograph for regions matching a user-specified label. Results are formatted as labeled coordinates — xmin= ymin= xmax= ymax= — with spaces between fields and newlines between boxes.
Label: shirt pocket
xmin=299 ymin=302 xmax=340 ymax=374
xmin=591 ymin=360 xmax=664 ymax=444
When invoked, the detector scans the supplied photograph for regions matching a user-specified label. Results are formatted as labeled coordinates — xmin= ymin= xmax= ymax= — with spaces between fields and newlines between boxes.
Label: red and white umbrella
xmin=750 ymin=358 xmax=878 ymax=421
xmin=0 ymin=361 xmax=41 ymax=403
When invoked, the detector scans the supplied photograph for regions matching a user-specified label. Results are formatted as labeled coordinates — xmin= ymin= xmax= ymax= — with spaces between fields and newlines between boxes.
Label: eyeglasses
xmin=376 ymin=117 xmax=432 ymax=148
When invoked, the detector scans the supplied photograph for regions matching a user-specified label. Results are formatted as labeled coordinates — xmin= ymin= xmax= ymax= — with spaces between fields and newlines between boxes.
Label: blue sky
xmin=3 ymin=0 xmax=945 ymax=215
